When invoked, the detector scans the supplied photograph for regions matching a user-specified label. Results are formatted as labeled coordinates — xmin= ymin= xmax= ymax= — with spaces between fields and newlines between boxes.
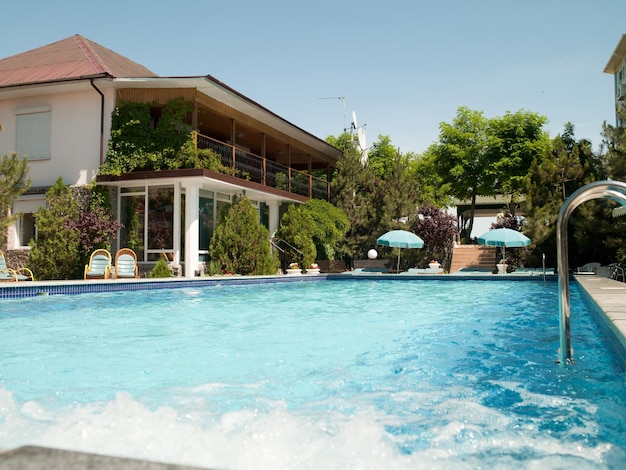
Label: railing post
xmin=557 ymin=180 xmax=626 ymax=365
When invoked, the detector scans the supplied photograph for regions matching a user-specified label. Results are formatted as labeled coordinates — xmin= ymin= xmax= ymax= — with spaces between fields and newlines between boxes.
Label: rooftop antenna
xmin=318 ymin=95 xmax=347 ymax=133
xmin=319 ymin=95 xmax=368 ymax=163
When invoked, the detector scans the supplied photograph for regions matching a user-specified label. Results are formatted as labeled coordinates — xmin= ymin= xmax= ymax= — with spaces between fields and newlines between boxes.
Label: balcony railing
xmin=196 ymin=133 xmax=330 ymax=201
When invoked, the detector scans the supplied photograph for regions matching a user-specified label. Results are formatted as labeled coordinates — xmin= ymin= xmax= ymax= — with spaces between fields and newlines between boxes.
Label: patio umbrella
xmin=476 ymin=227 xmax=530 ymax=260
xmin=376 ymin=230 xmax=424 ymax=272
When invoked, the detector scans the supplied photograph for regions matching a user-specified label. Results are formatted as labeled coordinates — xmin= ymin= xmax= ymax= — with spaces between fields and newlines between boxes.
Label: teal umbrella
xmin=376 ymin=230 xmax=424 ymax=271
xmin=477 ymin=228 xmax=530 ymax=260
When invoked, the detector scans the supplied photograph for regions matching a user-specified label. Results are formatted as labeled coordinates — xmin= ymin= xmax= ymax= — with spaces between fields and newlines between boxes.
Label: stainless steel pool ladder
xmin=557 ymin=180 xmax=626 ymax=365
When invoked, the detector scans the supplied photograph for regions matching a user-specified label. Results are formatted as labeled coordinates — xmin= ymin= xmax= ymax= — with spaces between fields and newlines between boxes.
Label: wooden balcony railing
xmin=196 ymin=133 xmax=330 ymax=201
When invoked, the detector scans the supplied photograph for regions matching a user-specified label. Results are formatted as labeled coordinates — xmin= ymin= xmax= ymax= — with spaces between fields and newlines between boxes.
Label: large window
xmin=119 ymin=185 xmax=181 ymax=263
xmin=147 ymin=186 xmax=174 ymax=260
xmin=15 ymin=106 xmax=51 ymax=160
xmin=120 ymin=188 xmax=146 ymax=261
xmin=199 ymin=191 xmax=214 ymax=262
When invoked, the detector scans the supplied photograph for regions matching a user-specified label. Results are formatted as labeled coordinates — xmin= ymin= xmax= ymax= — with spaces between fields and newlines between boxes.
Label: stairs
xmin=450 ymin=244 xmax=498 ymax=273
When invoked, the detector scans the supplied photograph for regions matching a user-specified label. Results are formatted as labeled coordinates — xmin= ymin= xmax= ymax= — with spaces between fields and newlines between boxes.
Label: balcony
xmin=195 ymin=133 xmax=331 ymax=201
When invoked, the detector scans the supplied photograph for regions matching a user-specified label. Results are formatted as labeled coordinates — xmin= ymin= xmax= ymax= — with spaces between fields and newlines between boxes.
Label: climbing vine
xmin=100 ymin=98 xmax=230 ymax=175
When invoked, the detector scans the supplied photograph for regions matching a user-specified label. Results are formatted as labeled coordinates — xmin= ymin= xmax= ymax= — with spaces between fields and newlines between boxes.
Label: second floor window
xmin=15 ymin=106 xmax=51 ymax=161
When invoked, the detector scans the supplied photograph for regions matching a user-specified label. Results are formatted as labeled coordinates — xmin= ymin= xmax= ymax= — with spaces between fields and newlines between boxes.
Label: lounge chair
xmin=84 ymin=249 xmax=112 ymax=280
xmin=576 ymin=262 xmax=601 ymax=274
xmin=114 ymin=248 xmax=138 ymax=279
xmin=0 ymin=250 xmax=34 ymax=281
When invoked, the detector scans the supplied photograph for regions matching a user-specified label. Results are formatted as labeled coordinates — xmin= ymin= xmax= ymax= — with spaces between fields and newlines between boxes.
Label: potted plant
xmin=428 ymin=259 xmax=440 ymax=270
xmin=496 ymin=259 xmax=508 ymax=274
xmin=306 ymin=262 xmax=321 ymax=275
xmin=286 ymin=262 xmax=301 ymax=275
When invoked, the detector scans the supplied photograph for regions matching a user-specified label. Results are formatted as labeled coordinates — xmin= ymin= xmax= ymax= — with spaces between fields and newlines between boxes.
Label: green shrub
xmin=209 ymin=195 xmax=279 ymax=275
xmin=27 ymin=178 xmax=81 ymax=280
xmin=149 ymin=259 xmax=172 ymax=278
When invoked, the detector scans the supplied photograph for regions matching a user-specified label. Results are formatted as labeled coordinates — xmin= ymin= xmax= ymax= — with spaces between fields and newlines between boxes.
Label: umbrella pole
xmin=397 ymin=253 xmax=400 ymax=272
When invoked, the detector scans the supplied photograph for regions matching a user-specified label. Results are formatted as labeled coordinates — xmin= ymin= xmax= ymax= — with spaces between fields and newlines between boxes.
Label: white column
xmin=268 ymin=201 xmax=280 ymax=238
xmin=172 ymin=183 xmax=181 ymax=267
xmin=184 ymin=184 xmax=200 ymax=277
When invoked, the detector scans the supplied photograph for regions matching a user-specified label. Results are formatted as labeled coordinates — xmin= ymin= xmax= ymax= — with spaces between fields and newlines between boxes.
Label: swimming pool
xmin=1 ymin=279 xmax=625 ymax=469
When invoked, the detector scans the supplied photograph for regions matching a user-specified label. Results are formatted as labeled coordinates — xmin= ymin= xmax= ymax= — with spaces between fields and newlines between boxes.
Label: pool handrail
xmin=557 ymin=180 xmax=626 ymax=365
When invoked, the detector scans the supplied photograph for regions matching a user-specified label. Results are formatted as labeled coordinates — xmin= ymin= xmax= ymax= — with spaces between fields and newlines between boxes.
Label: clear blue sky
xmin=2 ymin=0 xmax=623 ymax=154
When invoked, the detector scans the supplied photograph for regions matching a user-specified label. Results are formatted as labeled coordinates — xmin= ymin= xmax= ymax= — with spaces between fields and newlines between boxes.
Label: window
xmin=19 ymin=213 xmax=35 ymax=247
xmin=15 ymin=106 xmax=51 ymax=160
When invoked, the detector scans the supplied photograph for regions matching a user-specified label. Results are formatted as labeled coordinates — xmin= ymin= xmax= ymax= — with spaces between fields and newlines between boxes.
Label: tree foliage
xmin=209 ymin=195 xmax=278 ymax=275
xmin=330 ymin=133 xmax=378 ymax=258
xmin=27 ymin=178 xmax=81 ymax=280
xmin=276 ymin=199 xmax=350 ymax=269
xmin=408 ymin=205 xmax=457 ymax=270
xmin=27 ymin=179 xmax=122 ymax=280
xmin=276 ymin=204 xmax=317 ymax=269
xmin=431 ymin=106 xmax=548 ymax=241
xmin=0 ymin=152 xmax=31 ymax=250
xmin=522 ymin=123 xmax=611 ymax=267
xmin=431 ymin=107 xmax=494 ymax=240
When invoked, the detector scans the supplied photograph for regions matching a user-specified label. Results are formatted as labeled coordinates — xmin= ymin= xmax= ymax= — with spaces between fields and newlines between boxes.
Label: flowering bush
xmin=289 ymin=262 xmax=299 ymax=269
xmin=309 ymin=263 xmax=320 ymax=269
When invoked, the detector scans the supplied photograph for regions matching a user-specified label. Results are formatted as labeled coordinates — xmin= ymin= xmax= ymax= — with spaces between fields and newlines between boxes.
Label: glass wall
xmin=199 ymin=190 xmax=214 ymax=263
xmin=147 ymin=186 xmax=174 ymax=261
xmin=119 ymin=185 xmax=180 ymax=263
xmin=120 ymin=187 xmax=145 ymax=261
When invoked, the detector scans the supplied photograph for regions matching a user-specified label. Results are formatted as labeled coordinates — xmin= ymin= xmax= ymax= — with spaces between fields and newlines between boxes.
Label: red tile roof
xmin=0 ymin=34 xmax=158 ymax=87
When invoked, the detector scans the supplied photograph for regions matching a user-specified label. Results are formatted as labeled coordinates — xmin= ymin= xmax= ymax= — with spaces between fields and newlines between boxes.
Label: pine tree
xmin=0 ymin=152 xmax=31 ymax=250
xmin=209 ymin=195 xmax=278 ymax=275
xmin=27 ymin=178 xmax=81 ymax=280
xmin=330 ymin=135 xmax=377 ymax=258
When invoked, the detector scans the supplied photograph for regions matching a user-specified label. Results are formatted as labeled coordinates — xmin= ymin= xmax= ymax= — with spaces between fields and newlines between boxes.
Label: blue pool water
xmin=1 ymin=279 xmax=625 ymax=469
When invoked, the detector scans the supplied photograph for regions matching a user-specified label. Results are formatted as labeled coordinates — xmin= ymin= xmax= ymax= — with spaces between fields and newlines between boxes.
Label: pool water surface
xmin=1 ymin=279 xmax=625 ymax=469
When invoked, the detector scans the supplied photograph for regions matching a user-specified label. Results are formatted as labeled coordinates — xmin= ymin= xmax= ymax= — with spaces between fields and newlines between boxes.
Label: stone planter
xmin=496 ymin=263 xmax=508 ymax=274
xmin=306 ymin=268 xmax=321 ymax=275
xmin=286 ymin=269 xmax=302 ymax=275
xmin=428 ymin=263 xmax=440 ymax=270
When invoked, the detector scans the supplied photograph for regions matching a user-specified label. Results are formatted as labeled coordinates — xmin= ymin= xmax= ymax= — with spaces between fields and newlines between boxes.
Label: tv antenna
xmin=319 ymin=95 xmax=368 ymax=162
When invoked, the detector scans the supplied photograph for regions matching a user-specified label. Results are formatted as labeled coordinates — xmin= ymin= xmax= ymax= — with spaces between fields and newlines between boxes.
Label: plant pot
xmin=306 ymin=268 xmax=321 ymax=275
xmin=286 ymin=269 xmax=302 ymax=275
xmin=496 ymin=263 xmax=508 ymax=274
xmin=429 ymin=263 xmax=440 ymax=270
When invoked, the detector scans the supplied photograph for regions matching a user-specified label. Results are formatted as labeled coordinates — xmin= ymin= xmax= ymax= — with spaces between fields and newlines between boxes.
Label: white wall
xmin=0 ymin=87 xmax=112 ymax=187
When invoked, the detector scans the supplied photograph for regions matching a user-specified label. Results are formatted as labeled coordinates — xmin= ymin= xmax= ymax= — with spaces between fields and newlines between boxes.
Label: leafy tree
xmin=431 ymin=107 xmax=494 ymax=241
xmin=276 ymin=204 xmax=317 ymax=269
xmin=209 ymin=195 xmax=278 ymax=275
xmin=367 ymin=135 xmax=398 ymax=180
xmin=0 ymin=152 xmax=31 ymax=250
xmin=301 ymin=198 xmax=349 ymax=261
xmin=487 ymin=110 xmax=549 ymax=210
xmin=27 ymin=178 xmax=81 ymax=280
xmin=409 ymin=147 xmax=451 ymax=207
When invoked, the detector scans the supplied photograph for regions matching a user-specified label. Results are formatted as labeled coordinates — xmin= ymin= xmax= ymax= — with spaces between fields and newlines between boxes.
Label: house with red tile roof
xmin=0 ymin=35 xmax=341 ymax=276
